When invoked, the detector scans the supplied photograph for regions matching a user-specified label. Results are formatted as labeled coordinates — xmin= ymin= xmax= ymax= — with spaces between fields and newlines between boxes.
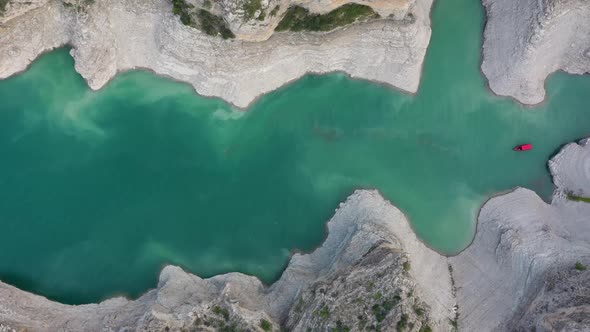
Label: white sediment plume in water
xmin=212 ymin=108 xmax=246 ymax=121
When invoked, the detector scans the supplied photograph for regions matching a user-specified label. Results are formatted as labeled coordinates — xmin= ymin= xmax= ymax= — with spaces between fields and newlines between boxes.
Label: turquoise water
xmin=0 ymin=0 xmax=589 ymax=304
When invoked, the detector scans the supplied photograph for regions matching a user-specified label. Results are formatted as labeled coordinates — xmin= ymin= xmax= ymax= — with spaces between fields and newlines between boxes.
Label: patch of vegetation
xmin=319 ymin=306 xmax=330 ymax=319
xmin=275 ymin=4 xmax=378 ymax=32
xmin=170 ymin=0 xmax=234 ymax=38
xmin=567 ymin=193 xmax=590 ymax=203
xmin=269 ymin=5 xmax=280 ymax=17
xmin=294 ymin=298 xmax=305 ymax=313
xmin=403 ymin=261 xmax=411 ymax=272
xmin=198 ymin=9 xmax=235 ymax=39
xmin=414 ymin=306 xmax=424 ymax=317
xmin=171 ymin=0 xmax=194 ymax=25
xmin=0 ymin=0 xmax=9 ymax=14
xmin=575 ymin=261 xmax=587 ymax=271
xmin=243 ymin=0 xmax=264 ymax=21
xmin=371 ymin=296 xmax=400 ymax=323
xmin=218 ymin=323 xmax=240 ymax=332
xmin=333 ymin=320 xmax=351 ymax=332
xmin=212 ymin=305 xmax=230 ymax=321
xmin=374 ymin=292 xmax=382 ymax=300
xmin=396 ymin=314 xmax=409 ymax=331
xmin=357 ymin=317 xmax=367 ymax=331
xmin=383 ymin=296 xmax=401 ymax=311
xmin=419 ymin=325 xmax=433 ymax=332
xmin=372 ymin=304 xmax=386 ymax=323
xmin=260 ymin=319 xmax=272 ymax=331
xmin=61 ymin=0 xmax=94 ymax=13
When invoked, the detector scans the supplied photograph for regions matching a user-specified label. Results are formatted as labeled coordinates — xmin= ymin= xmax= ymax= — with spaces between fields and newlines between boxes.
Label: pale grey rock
xmin=0 ymin=0 xmax=433 ymax=108
xmin=450 ymin=138 xmax=590 ymax=332
xmin=516 ymin=268 xmax=590 ymax=332
xmin=0 ymin=0 xmax=49 ymax=23
xmin=481 ymin=0 xmax=590 ymax=105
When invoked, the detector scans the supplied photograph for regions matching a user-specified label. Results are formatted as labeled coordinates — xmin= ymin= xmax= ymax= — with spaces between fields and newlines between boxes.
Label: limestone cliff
xmin=0 ymin=0 xmax=432 ymax=108
xmin=481 ymin=0 xmax=590 ymax=104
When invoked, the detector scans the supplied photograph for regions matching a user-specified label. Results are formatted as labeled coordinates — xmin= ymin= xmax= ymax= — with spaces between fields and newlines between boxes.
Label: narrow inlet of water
xmin=0 ymin=0 xmax=588 ymax=304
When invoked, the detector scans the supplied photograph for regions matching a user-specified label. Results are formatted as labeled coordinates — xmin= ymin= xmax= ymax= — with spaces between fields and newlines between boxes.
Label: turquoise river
xmin=0 ymin=0 xmax=589 ymax=304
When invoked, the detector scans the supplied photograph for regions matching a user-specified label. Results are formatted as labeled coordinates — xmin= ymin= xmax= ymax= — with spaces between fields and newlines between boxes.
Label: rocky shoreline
xmin=0 ymin=0 xmax=432 ymax=108
xmin=1 ymin=0 xmax=590 ymax=330
xmin=481 ymin=0 xmax=590 ymax=105
xmin=0 ymin=139 xmax=588 ymax=331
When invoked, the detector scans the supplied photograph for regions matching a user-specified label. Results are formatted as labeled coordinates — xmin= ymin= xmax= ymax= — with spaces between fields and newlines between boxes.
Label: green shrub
xmin=0 ymin=0 xmax=9 ymax=13
xmin=171 ymin=0 xmax=194 ymax=26
xmin=260 ymin=319 xmax=272 ymax=331
xmin=372 ymin=304 xmax=386 ymax=322
xmin=212 ymin=305 xmax=230 ymax=321
xmin=414 ymin=306 xmax=424 ymax=316
xmin=396 ymin=314 xmax=408 ymax=331
xmin=575 ymin=262 xmax=587 ymax=271
xmin=403 ymin=261 xmax=411 ymax=272
xmin=269 ymin=5 xmax=280 ymax=17
xmin=243 ymin=0 xmax=263 ymax=20
xmin=275 ymin=4 xmax=378 ymax=32
xmin=419 ymin=325 xmax=433 ymax=332
xmin=198 ymin=9 xmax=235 ymax=39
xmin=333 ymin=320 xmax=351 ymax=332
xmin=566 ymin=193 xmax=590 ymax=203
xmin=319 ymin=306 xmax=330 ymax=319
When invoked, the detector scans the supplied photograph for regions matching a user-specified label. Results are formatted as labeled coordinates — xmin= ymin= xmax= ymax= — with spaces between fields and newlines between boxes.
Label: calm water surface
xmin=0 ymin=0 xmax=589 ymax=303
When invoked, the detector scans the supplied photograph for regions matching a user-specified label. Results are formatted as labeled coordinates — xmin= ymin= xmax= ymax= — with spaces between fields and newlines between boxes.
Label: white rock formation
xmin=451 ymin=139 xmax=590 ymax=331
xmin=0 ymin=0 xmax=433 ymax=108
xmin=0 ymin=0 xmax=49 ymax=23
xmin=481 ymin=0 xmax=590 ymax=105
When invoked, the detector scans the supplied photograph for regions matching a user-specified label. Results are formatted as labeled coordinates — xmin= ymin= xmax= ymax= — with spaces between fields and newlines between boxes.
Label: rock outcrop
xmin=0 ymin=0 xmax=433 ymax=108
xmin=451 ymin=139 xmax=590 ymax=332
xmin=481 ymin=0 xmax=590 ymax=105
xmin=1 ymin=139 xmax=589 ymax=331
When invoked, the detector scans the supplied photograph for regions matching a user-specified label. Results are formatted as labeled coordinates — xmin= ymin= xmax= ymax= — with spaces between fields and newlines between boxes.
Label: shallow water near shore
xmin=0 ymin=0 xmax=589 ymax=304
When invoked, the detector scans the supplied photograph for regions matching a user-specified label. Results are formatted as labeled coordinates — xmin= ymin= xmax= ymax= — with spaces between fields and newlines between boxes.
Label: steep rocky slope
xmin=0 ymin=0 xmax=433 ymax=108
xmin=481 ymin=0 xmax=590 ymax=104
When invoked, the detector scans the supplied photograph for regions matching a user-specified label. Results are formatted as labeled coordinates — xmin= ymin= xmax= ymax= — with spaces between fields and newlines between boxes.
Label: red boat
xmin=513 ymin=143 xmax=533 ymax=151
